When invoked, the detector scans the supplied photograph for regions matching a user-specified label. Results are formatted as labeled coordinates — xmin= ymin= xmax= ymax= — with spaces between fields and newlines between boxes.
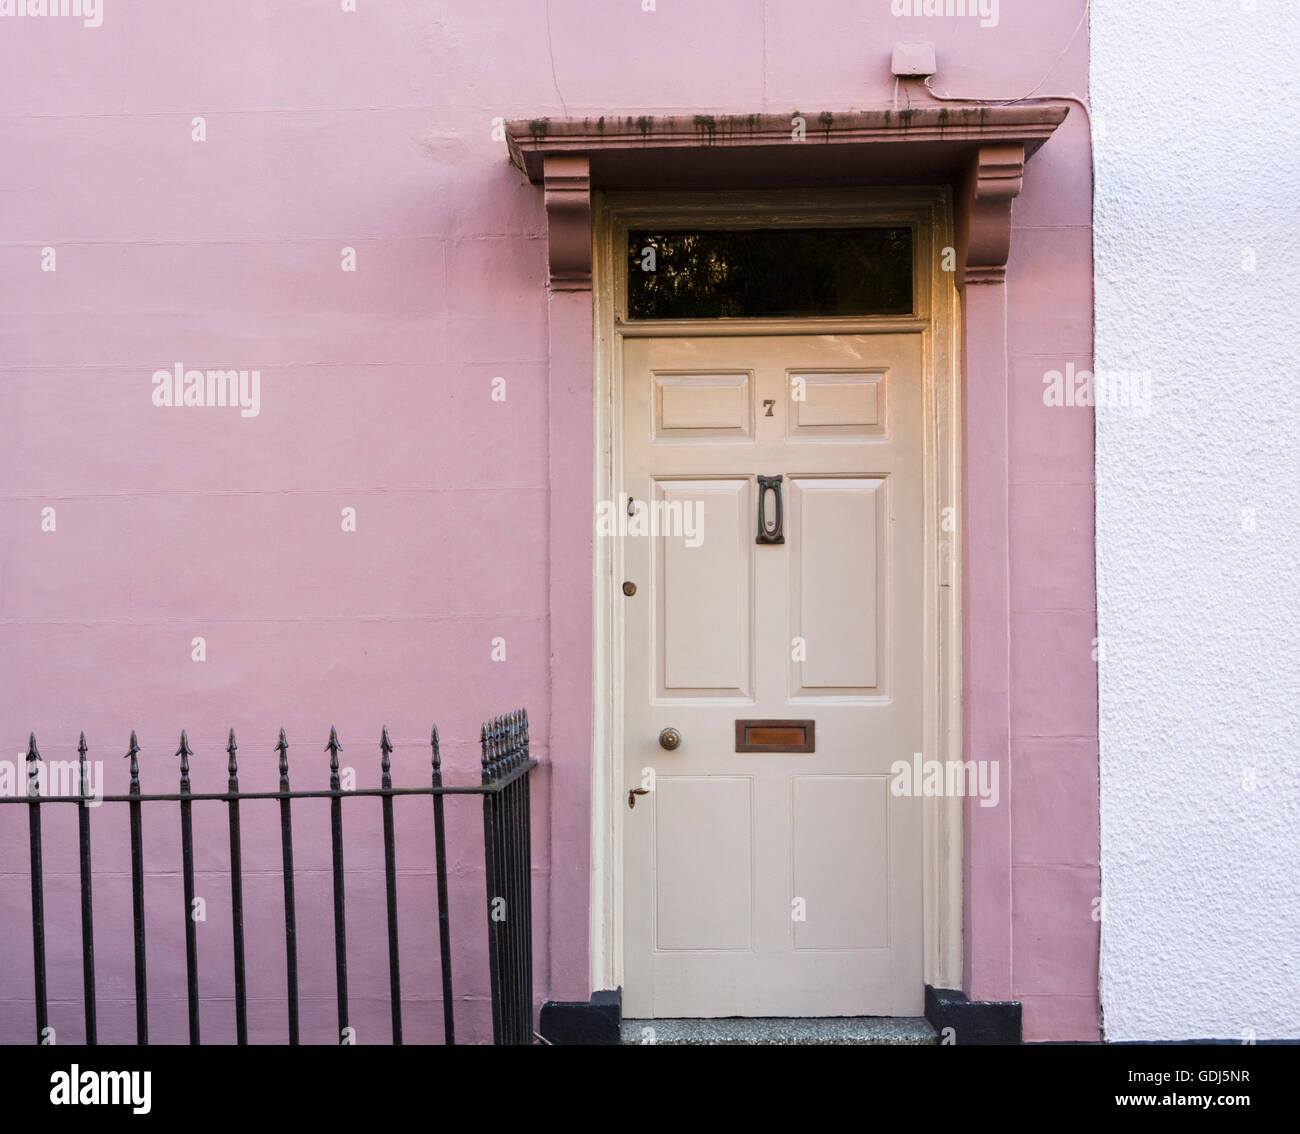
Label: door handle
xmin=756 ymin=475 xmax=784 ymax=544
xmin=658 ymin=727 xmax=681 ymax=751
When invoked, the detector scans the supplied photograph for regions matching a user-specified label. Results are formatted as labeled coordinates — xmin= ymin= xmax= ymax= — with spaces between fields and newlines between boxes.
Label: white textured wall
xmin=1094 ymin=0 xmax=1300 ymax=1040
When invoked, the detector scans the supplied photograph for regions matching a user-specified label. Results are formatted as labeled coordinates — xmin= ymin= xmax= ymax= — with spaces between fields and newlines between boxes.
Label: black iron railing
xmin=1 ymin=709 xmax=537 ymax=1046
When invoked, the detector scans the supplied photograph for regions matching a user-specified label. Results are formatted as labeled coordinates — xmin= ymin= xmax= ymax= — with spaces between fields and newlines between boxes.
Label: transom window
xmin=626 ymin=226 xmax=913 ymax=319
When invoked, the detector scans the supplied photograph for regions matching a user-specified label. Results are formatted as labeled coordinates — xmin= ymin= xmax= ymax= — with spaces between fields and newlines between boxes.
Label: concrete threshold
xmin=621 ymin=1016 xmax=938 ymax=1045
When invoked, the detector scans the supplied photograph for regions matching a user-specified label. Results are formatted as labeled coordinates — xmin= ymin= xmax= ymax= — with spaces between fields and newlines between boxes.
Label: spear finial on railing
xmin=276 ymin=728 xmax=290 ymax=792
xmin=430 ymin=724 xmax=441 ymax=782
xmin=26 ymin=732 xmax=41 ymax=798
xmin=176 ymin=730 xmax=193 ymax=794
xmin=326 ymin=726 xmax=342 ymax=791
xmin=227 ymin=729 xmax=239 ymax=793
xmin=78 ymin=732 xmax=89 ymax=798
xmin=380 ymin=726 xmax=393 ymax=790
xmin=125 ymin=731 xmax=140 ymax=795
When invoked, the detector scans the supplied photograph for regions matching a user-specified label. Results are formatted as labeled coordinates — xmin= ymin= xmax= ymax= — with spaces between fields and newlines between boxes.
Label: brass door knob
xmin=658 ymin=727 xmax=682 ymax=751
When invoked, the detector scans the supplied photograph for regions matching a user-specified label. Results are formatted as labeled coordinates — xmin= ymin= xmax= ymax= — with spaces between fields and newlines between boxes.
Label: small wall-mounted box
xmin=891 ymin=42 xmax=937 ymax=78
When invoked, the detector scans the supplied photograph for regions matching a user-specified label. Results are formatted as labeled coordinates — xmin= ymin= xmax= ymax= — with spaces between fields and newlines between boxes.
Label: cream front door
xmin=620 ymin=333 xmax=926 ymax=1018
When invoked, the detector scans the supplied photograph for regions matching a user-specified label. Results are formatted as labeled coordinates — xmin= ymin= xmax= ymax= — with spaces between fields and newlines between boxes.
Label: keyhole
xmin=763 ymin=400 xmax=776 ymax=417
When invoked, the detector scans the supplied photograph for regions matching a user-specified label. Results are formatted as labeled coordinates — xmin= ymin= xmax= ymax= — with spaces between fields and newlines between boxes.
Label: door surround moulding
xmin=510 ymin=106 xmax=1067 ymax=1006
xmin=590 ymin=187 xmax=962 ymax=998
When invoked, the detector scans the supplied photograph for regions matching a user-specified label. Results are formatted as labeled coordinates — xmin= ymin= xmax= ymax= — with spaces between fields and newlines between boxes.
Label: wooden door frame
xmin=590 ymin=187 xmax=964 ymax=997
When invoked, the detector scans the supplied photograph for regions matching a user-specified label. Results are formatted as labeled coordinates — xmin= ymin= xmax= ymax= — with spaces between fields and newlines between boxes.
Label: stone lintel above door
xmin=506 ymin=106 xmax=1068 ymax=289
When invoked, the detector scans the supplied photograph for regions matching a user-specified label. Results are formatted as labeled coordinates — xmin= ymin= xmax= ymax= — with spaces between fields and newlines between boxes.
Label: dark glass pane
xmin=627 ymin=227 xmax=913 ymax=319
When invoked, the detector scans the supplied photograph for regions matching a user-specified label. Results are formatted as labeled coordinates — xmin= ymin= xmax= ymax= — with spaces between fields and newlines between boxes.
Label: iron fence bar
xmin=177 ymin=731 xmax=200 ymax=1045
xmin=517 ymin=773 xmax=528 ymax=1044
xmin=495 ymin=720 xmax=508 ymax=1044
xmin=327 ymin=726 xmax=349 ymax=1043
xmin=276 ymin=729 xmax=299 ymax=1045
xmin=126 ymin=732 xmax=148 ymax=1043
xmin=226 ymin=730 xmax=248 ymax=1045
xmin=500 ymin=719 xmax=513 ymax=1044
xmin=77 ymin=733 xmax=97 ymax=1045
xmin=508 ymin=715 xmax=524 ymax=1044
xmin=517 ymin=716 xmax=530 ymax=1043
xmin=482 ymin=722 xmax=503 ymax=1045
xmin=500 ymin=717 xmax=518 ymax=1045
xmin=431 ymin=725 xmax=455 ymax=1045
xmin=380 ymin=727 xmax=403 ymax=1045
xmin=26 ymin=734 xmax=48 ymax=1045
xmin=515 ymin=725 xmax=527 ymax=1043
xmin=496 ymin=719 xmax=514 ymax=1044
xmin=521 ymin=712 xmax=534 ymax=1042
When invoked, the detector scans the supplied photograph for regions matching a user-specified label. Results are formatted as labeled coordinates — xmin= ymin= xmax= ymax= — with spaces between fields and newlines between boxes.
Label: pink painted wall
xmin=0 ymin=1 xmax=1094 ymax=1042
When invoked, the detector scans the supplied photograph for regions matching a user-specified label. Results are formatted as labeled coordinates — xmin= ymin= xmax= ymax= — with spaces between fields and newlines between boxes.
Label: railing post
xmin=26 ymin=733 xmax=47 ymax=1045
xmin=176 ymin=730 xmax=200 ymax=1045
xmin=482 ymin=721 xmax=504 ymax=1044
xmin=326 ymin=726 xmax=349 ymax=1044
xmin=519 ymin=710 xmax=534 ymax=1043
xmin=380 ymin=726 xmax=403 ymax=1045
xmin=431 ymin=725 xmax=455 ymax=1045
xmin=77 ymin=732 xmax=97 ymax=1045
xmin=276 ymin=728 xmax=299 ymax=1045
xmin=126 ymin=732 xmax=148 ymax=1044
xmin=226 ymin=729 xmax=248 ymax=1045
xmin=508 ymin=713 xmax=525 ymax=1045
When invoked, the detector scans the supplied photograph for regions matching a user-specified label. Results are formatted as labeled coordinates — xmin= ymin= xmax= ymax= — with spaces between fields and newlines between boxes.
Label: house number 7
xmin=763 ymin=400 xmax=775 ymax=417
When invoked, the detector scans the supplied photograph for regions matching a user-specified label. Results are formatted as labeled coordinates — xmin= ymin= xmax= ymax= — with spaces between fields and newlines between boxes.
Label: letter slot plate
xmin=734 ymin=719 xmax=815 ymax=753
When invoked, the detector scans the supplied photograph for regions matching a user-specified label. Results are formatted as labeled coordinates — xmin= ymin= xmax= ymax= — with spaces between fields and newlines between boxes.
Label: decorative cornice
xmin=543 ymin=154 xmax=592 ymax=291
xmin=507 ymin=106 xmax=1067 ymax=183
xmin=514 ymin=109 xmax=1066 ymax=293
xmin=962 ymin=143 xmax=1027 ymax=287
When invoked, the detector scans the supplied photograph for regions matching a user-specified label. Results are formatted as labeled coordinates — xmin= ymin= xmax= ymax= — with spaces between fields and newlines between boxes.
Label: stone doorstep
xmin=621 ymin=1017 xmax=938 ymax=1046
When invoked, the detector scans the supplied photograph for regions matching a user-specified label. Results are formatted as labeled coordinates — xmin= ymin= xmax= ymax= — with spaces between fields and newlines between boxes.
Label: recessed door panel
xmin=789 ymin=370 xmax=886 ymax=439
xmin=656 ymin=478 xmax=751 ymax=698
xmin=790 ymin=477 xmax=886 ymax=696
xmin=792 ymin=775 xmax=889 ymax=951
xmin=654 ymin=776 xmax=753 ymax=951
xmin=654 ymin=372 xmax=753 ymax=439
